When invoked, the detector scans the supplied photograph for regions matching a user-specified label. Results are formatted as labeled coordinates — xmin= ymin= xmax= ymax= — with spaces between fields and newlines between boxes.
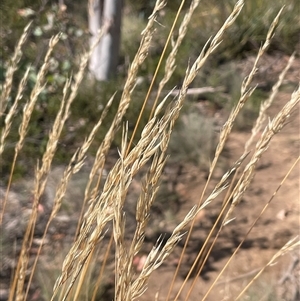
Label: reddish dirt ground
xmin=139 ymin=89 xmax=299 ymax=301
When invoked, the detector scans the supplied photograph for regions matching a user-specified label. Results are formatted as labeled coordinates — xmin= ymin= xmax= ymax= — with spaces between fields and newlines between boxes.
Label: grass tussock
xmin=0 ymin=0 xmax=299 ymax=300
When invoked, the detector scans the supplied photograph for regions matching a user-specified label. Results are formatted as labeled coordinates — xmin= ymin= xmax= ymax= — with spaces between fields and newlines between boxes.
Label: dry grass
xmin=1 ymin=0 xmax=299 ymax=300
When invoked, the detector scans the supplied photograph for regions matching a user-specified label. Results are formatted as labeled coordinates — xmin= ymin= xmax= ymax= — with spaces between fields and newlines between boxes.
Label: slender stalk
xmin=167 ymin=2 xmax=245 ymax=299
xmin=235 ymin=237 xmax=300 ymax=300
xmin=0 ymin=67 xmax=30 ymax=224
xmin=0 ymin=22 xmax=32 ymax=117
xmin=201 ymin=156 xmax=300 ymax=300
xmin=127 ymin=0 xmax=188 ymax=156
xmin=8 ymin=34 xmax=61 ymax=301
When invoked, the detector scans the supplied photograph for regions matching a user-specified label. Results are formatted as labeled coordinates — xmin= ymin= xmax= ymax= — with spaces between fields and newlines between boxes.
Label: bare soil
xmin=139 ymin=90 xmax=299 ymax=301
xmin=137 ymin=55 xmax=300 ymax=300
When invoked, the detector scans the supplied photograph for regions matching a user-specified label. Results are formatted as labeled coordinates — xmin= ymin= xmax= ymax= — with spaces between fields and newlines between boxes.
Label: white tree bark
xmin=89 ymin=0 xmax=122 ymax=81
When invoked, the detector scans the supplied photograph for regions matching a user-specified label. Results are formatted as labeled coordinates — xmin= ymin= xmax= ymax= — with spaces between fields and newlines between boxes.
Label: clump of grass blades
xmin=0 ymin=0 xmax=299 ymax=300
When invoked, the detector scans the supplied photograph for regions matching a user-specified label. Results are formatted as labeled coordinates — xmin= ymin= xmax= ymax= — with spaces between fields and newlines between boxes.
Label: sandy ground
xmin=139 ymin=90 xmax=300 ymax=301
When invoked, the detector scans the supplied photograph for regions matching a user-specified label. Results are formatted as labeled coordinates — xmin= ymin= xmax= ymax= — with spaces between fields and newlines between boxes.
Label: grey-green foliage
xmin=169 ymin=110 xmax=217 ymax=168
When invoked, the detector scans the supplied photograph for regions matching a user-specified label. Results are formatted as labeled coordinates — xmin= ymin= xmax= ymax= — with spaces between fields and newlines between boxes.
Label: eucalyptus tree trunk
xmin=89 ymin=0 xmax=122 ymax=81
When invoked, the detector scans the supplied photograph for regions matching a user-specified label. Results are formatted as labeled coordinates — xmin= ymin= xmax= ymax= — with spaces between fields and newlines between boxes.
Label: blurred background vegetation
xmin=1 ymin=0 xmax=299 ymax=178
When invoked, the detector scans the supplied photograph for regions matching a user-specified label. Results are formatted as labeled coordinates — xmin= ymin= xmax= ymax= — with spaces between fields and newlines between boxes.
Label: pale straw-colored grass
xmin=5 ymin=34 xmax=60 ymax=301
xmin=172 ymin=8 xmax=298 ymax=300
xmin=0 ymin=67 xmax=30 ymax=157
xmin=0 ymin=66 xmax=31 ymax=224
xmin=1 ymin=0 xmax=299 ymax=300
xmin=12 ymin=69 xmax=71 ymax=301
xmin=2 ymin=34 xmax=60 ymax=232
xmin=0 ymin=22 xmax=32 ymax=117
xmin=129 ymin=0 xmax=200 ymax=149
xmin=178 ymin=52 xmax=299 ymax=301
xmin=167 ymin=1 xmax=246 ymax=298
xmin=245 ymin=51 xmax=296 ymax=151
xmin=202 ymin=155 xmax=300 ymax=301
xmin=227 ymin=85 xmax=299 ymax=220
